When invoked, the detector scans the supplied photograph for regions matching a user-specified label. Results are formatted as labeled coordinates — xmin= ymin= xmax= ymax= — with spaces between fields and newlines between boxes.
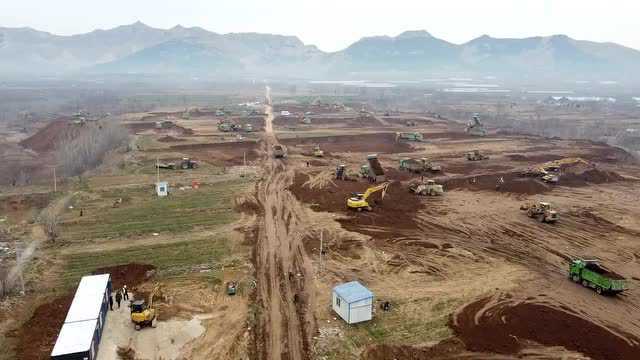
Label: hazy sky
xmin=2 ymin=0 xmax=639 ymax=52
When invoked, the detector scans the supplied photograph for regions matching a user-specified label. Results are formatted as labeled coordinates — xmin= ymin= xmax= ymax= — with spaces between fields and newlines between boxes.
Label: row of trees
xmin=56 ymin=121 xmax=130 ymax=177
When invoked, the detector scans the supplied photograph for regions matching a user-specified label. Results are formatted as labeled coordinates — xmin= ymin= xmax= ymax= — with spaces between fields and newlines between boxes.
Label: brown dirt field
xmin=451 ymin=297 xmax=640 ymax=360
xmin=168 ymin=140 xmax=259 ymax=165
xmin=361 ymin=338 xmax=466 ymax=360
xmin=0 ymin=193 xmax=52 ymax=220
xmin=157 ymin=135 xmax=186 ymax=142
xmin=281 ymin=133 xmax=416 ymax=154
xmin=19 ymin=119 xmax=79 ymax=153
xmin=92 ymin=263 xmax=156 ymax=289
xmin=289 ymin=173 xmax=423 ymax=239
xmin=12 ymin=294 xmax=74 ymax=360
xmin=125 ymin=122 xmax=194 ymax=136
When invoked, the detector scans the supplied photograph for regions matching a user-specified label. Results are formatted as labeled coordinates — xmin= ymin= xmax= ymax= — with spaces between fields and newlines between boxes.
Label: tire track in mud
xmin=252 ymin=87 xmax=316 ymax=360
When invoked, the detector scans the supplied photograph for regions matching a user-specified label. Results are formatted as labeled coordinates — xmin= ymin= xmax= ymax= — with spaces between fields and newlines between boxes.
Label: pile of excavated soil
xmin=289 ymin=173 xmax=423 ymax=239
xmin=361 ymin=338 xmax=466 ymax=360
xmin=561 ymin=169 xmax=626 ymax=187
xmin=169 ymin=141 xmax=259 ymax=166
xmin=451 ymin=298 xmax=640 ymax=360
xmin=13 ymin=294 xmax=74 ymax=360
xmin=125 ymin=122 xmax=194 ymax=135
xmin=506 ymin=153 xmax=565 ymax=162
xmin=157 ymin=135 xmax=186 ymax=142
xmin=92 ymin=263 xmax=156 ymax=289
xmin=281 ymin=133 xmax=416 ymax=154
xmin=19 ymin=119 xmax=79 ymax=153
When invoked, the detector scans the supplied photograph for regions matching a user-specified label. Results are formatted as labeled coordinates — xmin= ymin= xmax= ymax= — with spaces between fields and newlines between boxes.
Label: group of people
xmin=108 ymin=285 xmax=129 ymax=310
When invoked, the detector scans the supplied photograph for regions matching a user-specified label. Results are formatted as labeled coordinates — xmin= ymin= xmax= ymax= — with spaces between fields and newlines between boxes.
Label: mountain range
xmin=1 ymin=22 xmax=640 ymax=83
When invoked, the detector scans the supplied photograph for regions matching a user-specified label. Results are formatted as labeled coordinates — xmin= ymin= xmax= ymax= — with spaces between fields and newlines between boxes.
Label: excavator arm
xmin=362 ymin=182 xmax=390 ymax=201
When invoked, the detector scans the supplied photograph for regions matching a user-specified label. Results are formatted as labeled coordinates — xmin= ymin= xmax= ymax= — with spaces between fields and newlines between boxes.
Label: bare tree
xmin=39 ymin=208 xmax=61 ymax=242
xmin=56 ymin=121 xmax=130 ymax=177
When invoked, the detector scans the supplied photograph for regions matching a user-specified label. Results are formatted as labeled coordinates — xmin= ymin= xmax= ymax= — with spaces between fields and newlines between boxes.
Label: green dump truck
xmin=569 ymin=259 xmax=627 ymax=295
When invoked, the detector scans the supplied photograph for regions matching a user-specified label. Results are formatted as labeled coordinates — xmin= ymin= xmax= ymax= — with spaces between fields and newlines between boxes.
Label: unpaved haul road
xmin=253 ymin=86 xmax=316 ymax=360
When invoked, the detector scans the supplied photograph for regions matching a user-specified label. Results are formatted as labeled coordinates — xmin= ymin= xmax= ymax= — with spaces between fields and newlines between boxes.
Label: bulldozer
xmin=347 ymin=181 xmax=391 ymax=211
xmin=130 ymin=284 xmax=161 ymax=330
xmin=523 ymin=202 xmax=558 ymax=223
xmin=466 ymin=150 xmax=489 ymax=161
xmin=409 ymin=180 xmax=444 ymax=196
xmin=273 ymin=144 xmax=287 ymax=158
xmin=156 ymin=158 xmax=198 ymax=170
xmin=399 ymin=158 xmax=442 ymax=173
xmin=312 ymin=145 xmax=324 ymax=157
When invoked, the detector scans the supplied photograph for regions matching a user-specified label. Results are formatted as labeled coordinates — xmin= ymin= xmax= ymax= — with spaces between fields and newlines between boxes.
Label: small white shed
xmin=332 ymin=281 xmax=374 ymax=324
xmin=156 ymin=181 xmax=168 ymax=197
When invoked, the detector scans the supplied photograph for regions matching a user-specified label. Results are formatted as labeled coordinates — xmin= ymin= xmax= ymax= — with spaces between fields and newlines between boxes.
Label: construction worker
xmin=496 ymin=176 xmax=505 ymax=191
xmin=115 ymin=291 xmax=122 ymax=309
xmin=109 ymin=293 xmax=114 ymax=311
xmin=123 ymin=285 xmax=129 ymax=300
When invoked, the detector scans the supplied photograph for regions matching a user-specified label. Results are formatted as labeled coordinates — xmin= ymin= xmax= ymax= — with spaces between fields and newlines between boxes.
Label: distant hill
xmin=1 ymin=23 xmax=640 ymax=82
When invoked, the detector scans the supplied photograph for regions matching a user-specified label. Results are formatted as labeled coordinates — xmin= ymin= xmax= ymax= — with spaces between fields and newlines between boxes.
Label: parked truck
xmin=396 ymin=132 xmax=424 ymax=142
xmin=409 ymin=180 xmax=444 ymax=196
xmin=273 ymin=144 xmax=287 ymax=158
xmin=399 ymin=158 xmax=442 ymax=173
xmin=466 ymin=150 xmax=489 ymax=161
xmin=569 ymin=259 xmax=627 ymax=295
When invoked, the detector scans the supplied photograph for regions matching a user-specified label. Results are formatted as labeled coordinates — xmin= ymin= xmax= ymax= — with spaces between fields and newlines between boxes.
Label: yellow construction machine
xmin=313 ymin=145 xmax=324 ymax=157
xmin=347 ymin=182 xmax=391 ymax=211
xmin=130 ymin=283 xmax=161 ymax=330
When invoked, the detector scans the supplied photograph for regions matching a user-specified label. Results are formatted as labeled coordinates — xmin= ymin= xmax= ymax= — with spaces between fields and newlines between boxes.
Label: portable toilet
xmin=156 ymin=181 xmax=168 ymax=197
xmin=332 ymin=281 xmax=374 ymax=324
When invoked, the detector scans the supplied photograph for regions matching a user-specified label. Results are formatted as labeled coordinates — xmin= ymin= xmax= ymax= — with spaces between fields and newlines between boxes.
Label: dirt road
xmin=253 ymin=86 xmax=316 ymax=359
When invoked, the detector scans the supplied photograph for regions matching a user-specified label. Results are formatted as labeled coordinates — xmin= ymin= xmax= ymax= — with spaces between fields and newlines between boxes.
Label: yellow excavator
xmin=347 ymin=182 xmax=391 ymax=211
xmin=130 ymin=283 xmax=161 ymax=330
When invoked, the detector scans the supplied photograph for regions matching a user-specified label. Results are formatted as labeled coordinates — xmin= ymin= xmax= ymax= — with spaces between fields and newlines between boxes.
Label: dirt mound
xmin=19 ymin=119 xmax=80 ymax=153
xmin=281 ymin=133 xmax=416 ymax=154
xmin=361 ymin=338 xmax=466 ymax=360
xmin=289 ymin=173 xmax=423 ymax=239
xmin=13 ymin=294 xmax=74 ymax=360
xmin=92 ymin=263 xmax=155 ymax=289
xmin=0 ymin=193 xmax=52 ymax=217
xmin=157 ymin=135 xmax=185 ymax=142
xmin=126 ymin=122 xmax=194 ymax=135
xmin=169 ymin=140 xmax=259 ymax=165
xmin=561 ymin=169 xmax=626 ymax=187
xmin=506 ymin=153 xmax=564 ymax=162
xmin=452 ymin=297 xmax=640 ymax=360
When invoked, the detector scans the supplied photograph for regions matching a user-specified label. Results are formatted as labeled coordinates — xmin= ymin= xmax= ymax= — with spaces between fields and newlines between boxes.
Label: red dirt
xmin=13 ymin=294 xmax=74 ymax=360
xmin=92 ymin=263 xmax=156 ymax=289
xmin=506 ymin=153 xmax=565 ymax=162
xmin=443 ymin=171 xmax=551 ymax=195
xmin=361 ymin=338 xmax=466 ymax=360
xmin=125 ymin=122 xmax=194 ymax=135
xmin=289 ymin=173 xmax=423 ymax=239
xmin=451 ymin=297 xmax=640 ymax=360
xmin=19 ymin=118 xmax=80 ymax=153
xmin=157 ymin=135 xmax=186 ymax=142
xmin=168 ymin=140 xmax=259 ymax=166
xmin=281 ymin=133 xmax=416 ymax=154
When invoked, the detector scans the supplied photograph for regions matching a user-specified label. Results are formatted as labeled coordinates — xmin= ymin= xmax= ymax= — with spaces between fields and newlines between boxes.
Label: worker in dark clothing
xmin=115 ymin=291 xmax=122 ymax=309
xmin=109 ymin=294 xmax=114 ymax=310
xmin=123 ymin=285 xmax=129 ymax=300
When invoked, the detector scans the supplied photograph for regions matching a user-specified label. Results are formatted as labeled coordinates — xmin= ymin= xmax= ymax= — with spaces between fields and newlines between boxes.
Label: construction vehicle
xmin=409 ymin=180 xmax=444 ymax=196
xmin=301 ymin=117 xmax=311 ymax=124
xmin=243 ymin=124 xmax=253 ymax=132
xmin=405 ymin=120 xmax=417 ymax=127
xmin=273 ymin=144 xmax=287 ymax=158
xmin=396 ymin=132 xmax=424 ymax=142
xmin=465 ymin=114 xmax=488 ymax=136
xmin=335 ymin=165 xmax=358 ymax=181
xmin=523 ymin=202 xmax=558 ymax=223
xmin=312 ymin=145 xmax=324 ymax=157
xmin=399 ymin=158 xmax=442 ymax=173
xmin=466 ymin=150 xmax=489 ymax=161
xmin=155 ymin=158 xmax=198 ymax=170
xmin=365 ymin=154 xmax=386 ymax=182
xmin=347 ymin=182 xmax=391 ymax=211
xmin=130 ymin=284 xmax=160 ymax=330
xmin=359 ymin=164 xmax=370 ymax=178
xmin=521 ymin=158 xmax=590 ymax=183
xmin=218 ymin=122 xmax=233 ymax=132
xmin=227 ymin=281 xmax=238 ymax=296
xmin=569 ymin=259 xmax=627 ymax=295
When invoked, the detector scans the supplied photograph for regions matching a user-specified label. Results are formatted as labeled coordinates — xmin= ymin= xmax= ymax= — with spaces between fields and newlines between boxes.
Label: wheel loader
xmin=347 ymin=182 xmax=390 ymax=211
xmin=523 ymin=202 xmax=558 ymax=223
xmin=312 ymin=145 xmax=324 ymax=157
xmin=466 ymin=150 xmax=489 ymax=161
xmin=409 ymin=180 xmax=444 ymax=196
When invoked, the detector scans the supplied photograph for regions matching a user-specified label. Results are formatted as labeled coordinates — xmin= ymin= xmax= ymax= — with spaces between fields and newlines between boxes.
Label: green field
xmin=60 ymin=236 xmax=231 ymax=288
xmin=61 ymin=179 xmax=248 ymax=242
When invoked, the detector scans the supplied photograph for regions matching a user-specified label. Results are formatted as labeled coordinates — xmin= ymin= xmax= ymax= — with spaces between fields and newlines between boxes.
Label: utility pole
xmin=156 ymin=157 xmax=160 ymax=184
xmin=319 ymin=230 xmax=324 ymax=274
xmin=16 ymin=242 xmax=25 ymax=295
xmin=52 ymin=166 xmax=57 ymax=192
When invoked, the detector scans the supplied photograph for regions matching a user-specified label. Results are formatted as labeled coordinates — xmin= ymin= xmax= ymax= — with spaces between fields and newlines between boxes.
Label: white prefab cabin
xmin=332 ymin=281 xmax=374 ymax=324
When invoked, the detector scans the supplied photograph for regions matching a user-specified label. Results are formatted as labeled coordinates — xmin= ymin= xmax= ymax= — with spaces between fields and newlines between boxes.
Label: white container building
xmin=332 ymin=281 xmax=374 ymax=324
